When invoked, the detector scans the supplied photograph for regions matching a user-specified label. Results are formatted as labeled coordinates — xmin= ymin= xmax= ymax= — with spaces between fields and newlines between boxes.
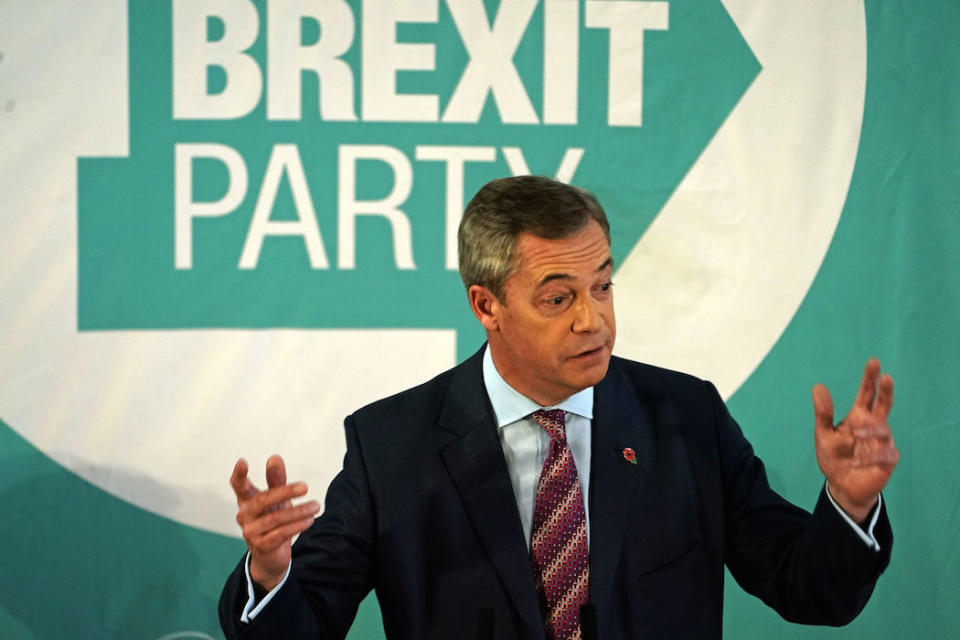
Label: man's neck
xmin=482 ymin=346 xmax=594 ymax=428
xmin=486 ymin=346 xmax=577 ymax=407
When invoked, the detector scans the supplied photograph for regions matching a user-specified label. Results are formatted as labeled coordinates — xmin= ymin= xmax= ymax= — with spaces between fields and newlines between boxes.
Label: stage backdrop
xmin=1 ymin=1 xmax=956 ymax=637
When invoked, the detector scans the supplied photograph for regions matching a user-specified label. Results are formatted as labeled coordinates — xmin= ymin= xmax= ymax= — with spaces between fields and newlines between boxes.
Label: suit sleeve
xmin=708 ymin=381 xmax=892 ymax=626
xmin=219 ymin=415 xmax=376 ymax=639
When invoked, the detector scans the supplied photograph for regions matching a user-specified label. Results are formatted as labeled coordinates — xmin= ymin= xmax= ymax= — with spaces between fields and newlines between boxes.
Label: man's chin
xmin=566 ymin=348 xmax=612 ymax=387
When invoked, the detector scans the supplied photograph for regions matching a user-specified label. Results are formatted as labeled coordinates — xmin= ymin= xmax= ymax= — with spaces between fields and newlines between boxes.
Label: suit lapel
xmin=588 ymin=364 xmax=656 ymax=612
xmin=437 ymin=350 xmax=544 ymax=638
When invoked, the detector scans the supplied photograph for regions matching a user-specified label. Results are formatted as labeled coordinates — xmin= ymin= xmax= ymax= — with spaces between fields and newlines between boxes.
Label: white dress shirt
xmin=482 ymin=345 xmax=594 ymax=548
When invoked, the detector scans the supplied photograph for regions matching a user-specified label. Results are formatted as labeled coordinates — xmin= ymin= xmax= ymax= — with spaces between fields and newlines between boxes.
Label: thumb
xmin=812 ymin=383 xmax=835 ymax=432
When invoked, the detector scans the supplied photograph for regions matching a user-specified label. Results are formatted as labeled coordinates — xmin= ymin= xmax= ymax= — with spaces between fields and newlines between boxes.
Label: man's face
xmin=484 ymin=219 xmax=616 ymax=406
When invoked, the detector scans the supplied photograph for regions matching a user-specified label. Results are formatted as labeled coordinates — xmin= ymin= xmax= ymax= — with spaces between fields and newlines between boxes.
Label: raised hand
xmin=230 ymin=455 xmax=320 ymax=591
xmin=813 ymin=358 xmax=899 ymax=524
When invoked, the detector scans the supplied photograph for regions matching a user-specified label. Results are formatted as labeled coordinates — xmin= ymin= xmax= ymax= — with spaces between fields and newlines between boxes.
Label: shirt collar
xmin=482 ymin=344 xmax=594 ymax=428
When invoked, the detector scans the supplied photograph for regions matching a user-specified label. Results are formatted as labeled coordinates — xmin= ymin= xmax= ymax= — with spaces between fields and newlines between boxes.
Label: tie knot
xmin=531 ymin=409 xmax=566 ymax=441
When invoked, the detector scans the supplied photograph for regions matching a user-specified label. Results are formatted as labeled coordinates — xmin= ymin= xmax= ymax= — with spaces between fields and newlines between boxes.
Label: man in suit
xmin=220 ymin=176 xmax=898 ymax=639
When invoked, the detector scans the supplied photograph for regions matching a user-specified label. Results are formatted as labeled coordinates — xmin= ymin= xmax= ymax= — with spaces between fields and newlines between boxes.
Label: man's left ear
xmin=468 ymin=285 xmax=501 ymax=332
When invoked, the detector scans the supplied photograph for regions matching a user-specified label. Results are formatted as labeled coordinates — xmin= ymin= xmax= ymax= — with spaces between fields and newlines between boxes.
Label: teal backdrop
xmin=0 ymin=1 xmax=957 ymax=638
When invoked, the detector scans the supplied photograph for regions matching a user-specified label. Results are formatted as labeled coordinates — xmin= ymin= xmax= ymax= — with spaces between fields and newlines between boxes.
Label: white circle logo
xmin=0 ymin=0 xmax=865 ymax=535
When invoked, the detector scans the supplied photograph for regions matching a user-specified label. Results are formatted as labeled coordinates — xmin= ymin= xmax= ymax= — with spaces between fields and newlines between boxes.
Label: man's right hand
xmin=230 ymin=455 xmax=320 ymax=591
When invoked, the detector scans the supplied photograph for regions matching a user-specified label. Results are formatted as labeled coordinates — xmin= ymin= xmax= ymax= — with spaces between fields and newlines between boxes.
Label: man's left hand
xmin=813 ymin=358 xmax=900 ymax=524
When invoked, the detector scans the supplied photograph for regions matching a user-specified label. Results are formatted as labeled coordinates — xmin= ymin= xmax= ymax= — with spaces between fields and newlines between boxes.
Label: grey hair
xmin=458 ymin=176 xmax=610 ymax=301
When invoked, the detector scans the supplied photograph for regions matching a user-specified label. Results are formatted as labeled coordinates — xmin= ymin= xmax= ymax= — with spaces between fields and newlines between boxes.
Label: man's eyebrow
xmin=536 ymin=256 xmax=615 ymax=286
xmin=538 ymin=272 xmax=573 ymax=286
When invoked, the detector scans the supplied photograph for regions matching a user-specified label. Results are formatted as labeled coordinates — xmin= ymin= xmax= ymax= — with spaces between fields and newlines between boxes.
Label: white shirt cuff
xmin=240 ymin=553 xmax=292 ymax=623
xmin=825 ymin=483 xmax=882 ymax=551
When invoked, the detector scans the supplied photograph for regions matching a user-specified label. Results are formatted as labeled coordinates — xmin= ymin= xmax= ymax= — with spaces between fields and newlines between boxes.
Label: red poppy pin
xmin=622 ymin=447 xmax=637 ymax=464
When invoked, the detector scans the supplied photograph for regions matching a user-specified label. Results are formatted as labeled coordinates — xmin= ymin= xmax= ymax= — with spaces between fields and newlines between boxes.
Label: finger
xmin=853 ymin=445 xmax=900 ymax=468
xmin=853 ymin=421 xmax=892 ymax=440
xmin=250 ymin=482 xmax=308 ymax=515
xmin=266 ymin=454 xmax=287 ymax=489
xmin=230 ymin=458 xmax=259 ymax=503
xmin=245 ymin=500 xmax=320 ymax=537
xmin=873 ymin=373 xmax=894 ymax=419
xmin=812 ymin=383 xmax=835 ymax=432
xmin=853 ymin=358 xmax=881 ymax=411
xmin=882 ymin=445 xmax=900 ymax=468
xmin=238 ymin=483 xmax=309 ymax=524
xmin=253 ymin=517 xmax=317 ymax=553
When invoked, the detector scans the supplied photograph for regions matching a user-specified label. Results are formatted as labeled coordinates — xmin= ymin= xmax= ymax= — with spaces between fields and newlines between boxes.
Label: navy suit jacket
xmin=220 ymin=349 xmax=891 ymax=639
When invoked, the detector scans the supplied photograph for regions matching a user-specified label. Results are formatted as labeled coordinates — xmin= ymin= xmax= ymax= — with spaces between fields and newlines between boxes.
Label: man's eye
xmin=549 ymin=296 xmax=565 ymax=306
xmin=601 ymin=281 xmax=613 ymax=292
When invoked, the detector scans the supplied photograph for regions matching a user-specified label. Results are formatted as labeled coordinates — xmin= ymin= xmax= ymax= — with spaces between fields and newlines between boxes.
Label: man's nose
xmin=572 ymin=296 xmax=604 ymax=333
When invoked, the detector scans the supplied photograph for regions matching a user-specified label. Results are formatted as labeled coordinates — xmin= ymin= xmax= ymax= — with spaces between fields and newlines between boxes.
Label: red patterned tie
xmin=530 ymin=409 xmax=589 ymax=640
